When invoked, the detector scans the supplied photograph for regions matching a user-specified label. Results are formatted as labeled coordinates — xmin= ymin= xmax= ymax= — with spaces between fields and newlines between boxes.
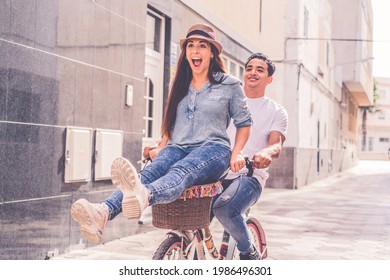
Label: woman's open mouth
xmin=192 ymin=58 xmax=202 ymax=67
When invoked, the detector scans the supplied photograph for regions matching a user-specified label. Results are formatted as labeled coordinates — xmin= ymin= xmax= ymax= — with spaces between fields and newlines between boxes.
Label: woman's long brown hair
xmin=161 ymin=43 xmax=227 ymax=139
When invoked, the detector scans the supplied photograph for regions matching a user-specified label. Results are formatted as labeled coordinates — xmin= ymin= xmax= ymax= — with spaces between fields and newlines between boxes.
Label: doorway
xmin=143 ymin=9 xmax=165 ymax=154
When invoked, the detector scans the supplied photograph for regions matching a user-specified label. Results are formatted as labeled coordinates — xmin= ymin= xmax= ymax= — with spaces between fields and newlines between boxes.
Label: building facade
xmin=0 ymin=0 xmax=373 ymax=259
xmin=359 ymin=77 xmax=390 ymax=160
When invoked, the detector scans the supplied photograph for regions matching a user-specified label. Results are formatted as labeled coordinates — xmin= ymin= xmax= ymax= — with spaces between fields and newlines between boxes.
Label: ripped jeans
xmin=212 ymin=175 xmax=262 ymax=254
xmin=102 ymin=142 xmax=230 ymax=219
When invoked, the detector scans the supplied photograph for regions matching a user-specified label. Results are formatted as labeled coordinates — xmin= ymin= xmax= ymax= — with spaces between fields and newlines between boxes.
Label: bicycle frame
xmin=159 ymin=210 xmax=267 ymax=260
xmin=162 ymin=229 xmax=201 ymax=260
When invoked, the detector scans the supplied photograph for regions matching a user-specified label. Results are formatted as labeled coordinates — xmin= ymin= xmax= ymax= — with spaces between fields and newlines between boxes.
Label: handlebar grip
xmin=138 ymin=156 xmax=152 ymax=165
xmin=244 ymin=156 xmax=254 ymax=177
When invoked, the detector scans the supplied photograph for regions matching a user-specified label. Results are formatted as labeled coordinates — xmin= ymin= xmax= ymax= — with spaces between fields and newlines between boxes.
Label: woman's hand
xmin=230 ymin=152 xmax=246 ymax=172
xmin=230 ymin=126 xmax=251 ymax=172
xmin=143 ymin=146 xmax=161 ymax=160
xmin=143 ymin=135 xmax=169 ymax=161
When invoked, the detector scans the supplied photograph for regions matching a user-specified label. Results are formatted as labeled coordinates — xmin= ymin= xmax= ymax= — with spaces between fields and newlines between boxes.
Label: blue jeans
xmin=103 ymin=142 xmax=230 ymax=219
xmin=212 ymin=175 xmax=262 ymax=254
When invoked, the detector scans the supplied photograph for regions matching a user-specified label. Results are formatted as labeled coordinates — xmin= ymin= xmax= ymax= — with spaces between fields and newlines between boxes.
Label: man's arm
xmin=252 ymin=131 xmax=285 ymax=169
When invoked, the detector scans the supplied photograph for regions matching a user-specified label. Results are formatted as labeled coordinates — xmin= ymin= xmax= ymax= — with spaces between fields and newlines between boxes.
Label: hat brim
xmin=180 ymin=35 xmax=223 ymax=54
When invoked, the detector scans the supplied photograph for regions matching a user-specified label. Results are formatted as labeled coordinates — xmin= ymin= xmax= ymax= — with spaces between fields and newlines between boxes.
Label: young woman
xmin=71 ymin=23 xmax=252 ymax=243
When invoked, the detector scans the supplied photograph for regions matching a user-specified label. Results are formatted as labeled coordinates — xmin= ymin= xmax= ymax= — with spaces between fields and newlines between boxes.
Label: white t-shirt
xmin=225 ymin=96 xmax=288 ymax=187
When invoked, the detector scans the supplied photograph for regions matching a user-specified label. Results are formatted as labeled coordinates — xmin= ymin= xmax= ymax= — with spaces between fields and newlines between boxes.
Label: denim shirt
xmin=170 ymin=72 xmax=252 ymax=149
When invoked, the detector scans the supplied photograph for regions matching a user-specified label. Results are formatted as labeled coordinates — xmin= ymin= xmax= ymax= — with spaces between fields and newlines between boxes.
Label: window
xmin=145 ymin=78 xmax=154 ymax=138
xmin=223 ymin=58 xmax=228 ymax=69
xmin=259 ymin=0 xmax=263 ymax=32
xmin=368 ymin=137 xmax=373 ymax=151
xmin=239 ymin=66 xmax=244 ymax=80
xmin=229 ymin=62 xmax=237 ymax=77
xmin=378 ymin=89 xmax=386 ymax=100
xmin=224 ymin=56 xmax=245 ymax=81
xmin=144 ymin=7 xmax=165 ymax=143
xmin=340 ymin=88 xmax=348 ymax=111
xmin=379 ymin=137 xmax=389 ymax=143
xmin=303 ymin=7 xmax=309 ymax=38
xmin=378 ymin=110 xmax=385 ymax=120
xmin=349 ymin=98 xmax=355 ymax=116
xmin=326 ymin=42 xmax=330 ymax=66
xmin=146 ymin=11 xmax=162 ymax=52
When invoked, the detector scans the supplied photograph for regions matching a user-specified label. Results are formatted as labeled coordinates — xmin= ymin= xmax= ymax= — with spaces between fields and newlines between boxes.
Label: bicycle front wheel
xmin=247 ymin=218 xmax=266 ymax=259
xmin=152 ymin=235 xmax=188 ymax=260
xmin=232 ymin=218 xmax=267 ymax=260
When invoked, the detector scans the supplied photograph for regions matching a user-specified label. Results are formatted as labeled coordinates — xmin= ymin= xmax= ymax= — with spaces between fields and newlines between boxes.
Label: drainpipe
xmin=362 ymin=109 xmax=367 ymax=151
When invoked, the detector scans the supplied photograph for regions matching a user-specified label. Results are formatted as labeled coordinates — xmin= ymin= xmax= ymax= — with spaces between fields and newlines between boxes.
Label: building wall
xmin=331 ymin=0 xmax=373 ymax=106
xmin=0 ymin=0 xmax=148 ymax=259
xmin=280 ymin=0 xmax=355 ymax=188
xmin=188 ymin=0 xmax=286 ymax=60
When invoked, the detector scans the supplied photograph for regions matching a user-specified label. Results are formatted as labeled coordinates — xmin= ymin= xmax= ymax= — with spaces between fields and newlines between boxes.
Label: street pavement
xmin=52 ymin=160 xmax=390 ymax=260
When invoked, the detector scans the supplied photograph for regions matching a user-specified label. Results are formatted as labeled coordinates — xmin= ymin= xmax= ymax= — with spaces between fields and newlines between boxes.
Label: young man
xmin=212 ymin=52 xmax=288 ymax=260
xmin=70 ymin=53 xmax=288 ymax=260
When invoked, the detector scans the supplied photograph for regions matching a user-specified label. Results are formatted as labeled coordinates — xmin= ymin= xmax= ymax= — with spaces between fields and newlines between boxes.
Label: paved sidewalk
xmin=53 ymin=160 xmax=390 ymax=260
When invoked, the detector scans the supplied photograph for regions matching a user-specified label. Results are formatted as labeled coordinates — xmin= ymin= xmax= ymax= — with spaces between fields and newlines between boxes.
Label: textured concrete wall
xmin=0 ymin=0 xmax=147 ymax=259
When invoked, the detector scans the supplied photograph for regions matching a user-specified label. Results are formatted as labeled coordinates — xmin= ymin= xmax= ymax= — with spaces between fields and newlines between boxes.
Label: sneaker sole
xmin=70 ymin=199 xmax=102 ymax=244
xmin=110 ymin=157 xmax=141 ymax=220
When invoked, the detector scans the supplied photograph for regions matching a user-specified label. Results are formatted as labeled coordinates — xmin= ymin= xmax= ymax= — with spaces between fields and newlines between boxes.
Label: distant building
xmin=0 ymin=0 xmax=373 ymax=259
xmin=359 ymin=77 xmax=390 ymax=160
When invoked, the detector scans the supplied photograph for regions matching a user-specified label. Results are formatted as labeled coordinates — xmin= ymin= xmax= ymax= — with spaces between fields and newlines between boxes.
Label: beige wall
xmin=331 ymin=0 xmax=374 ymax=106
xmin=180 ymin=0 xmax=286 ymax=59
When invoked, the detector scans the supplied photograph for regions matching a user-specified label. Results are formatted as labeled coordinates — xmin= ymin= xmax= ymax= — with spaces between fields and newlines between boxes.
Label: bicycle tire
xmin=152 ymin=235 xmax=188 ymax=260
xmin=231 ymin=218 xmax=267 ymax=260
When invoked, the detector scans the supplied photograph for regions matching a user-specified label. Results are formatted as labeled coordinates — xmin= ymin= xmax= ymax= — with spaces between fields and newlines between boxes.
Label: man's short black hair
xmin=245 ymin=52 xmax=276 ymax=76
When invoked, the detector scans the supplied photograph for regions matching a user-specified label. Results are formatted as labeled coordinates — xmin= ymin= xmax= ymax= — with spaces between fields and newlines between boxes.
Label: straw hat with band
xmin=180 ymin=23 xmax=223 ymax=54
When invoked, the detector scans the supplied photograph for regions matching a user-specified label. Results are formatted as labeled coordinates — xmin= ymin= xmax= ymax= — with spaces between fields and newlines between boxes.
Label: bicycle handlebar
xmin=140 ymin=155 xmax=255 ymax=177
xmin=244 ymin=156 xmax=254 ymax=177
xmin=201 ymin=155 xmax=254 ymax=179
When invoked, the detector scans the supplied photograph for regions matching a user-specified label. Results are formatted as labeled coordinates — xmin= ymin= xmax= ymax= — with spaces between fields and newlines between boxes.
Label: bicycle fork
xmin=201 ymin=226 xmax=220 ymax=259
xmin=218 ymin=229 xmax=237 ymax=260
xmin=167 ymin=227 xmax=222 ymax=260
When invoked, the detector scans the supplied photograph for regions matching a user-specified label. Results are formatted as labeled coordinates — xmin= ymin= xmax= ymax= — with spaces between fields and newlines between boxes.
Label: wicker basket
xmin=152 ymin=182 xmax=222 ymax=230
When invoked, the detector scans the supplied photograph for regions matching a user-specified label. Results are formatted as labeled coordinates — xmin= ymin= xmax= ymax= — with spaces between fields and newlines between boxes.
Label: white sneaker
xmin=70 ymin=198 xmax=109 ymax=244
xmin=110 ymin=157 xmax=149 ymax=219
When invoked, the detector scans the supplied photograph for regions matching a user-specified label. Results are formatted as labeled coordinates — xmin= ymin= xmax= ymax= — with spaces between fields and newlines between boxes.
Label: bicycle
xmin=150 ymin=157 xmax=268 ymax=260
